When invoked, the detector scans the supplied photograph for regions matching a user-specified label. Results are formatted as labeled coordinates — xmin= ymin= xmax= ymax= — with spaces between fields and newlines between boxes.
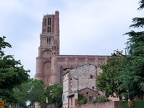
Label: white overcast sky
xmin=0 ymin=0 xmax=143 ymax=78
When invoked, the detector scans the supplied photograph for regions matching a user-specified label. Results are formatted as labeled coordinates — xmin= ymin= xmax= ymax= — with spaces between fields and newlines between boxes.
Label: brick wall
xmin=78 ymin=101 xmax=121 ymax=108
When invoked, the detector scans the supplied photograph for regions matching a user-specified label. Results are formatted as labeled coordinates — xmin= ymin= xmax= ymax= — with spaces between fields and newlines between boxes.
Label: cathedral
xmin=34 ymin=11 xmax=108 ymax=86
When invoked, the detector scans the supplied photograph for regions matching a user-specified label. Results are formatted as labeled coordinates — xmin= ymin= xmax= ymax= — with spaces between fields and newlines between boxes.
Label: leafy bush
xmin=121 ymin=100 xmax=144 ymax=108
xmin=78 ymin=98 xmax=87 ymax=105
xmin=91 ymin=99 xmax=96 ymax=103
xmin=78 ymin=94 xmax=87 ymax=105
xmin=92 ymin=97 xmax=110 ymax=103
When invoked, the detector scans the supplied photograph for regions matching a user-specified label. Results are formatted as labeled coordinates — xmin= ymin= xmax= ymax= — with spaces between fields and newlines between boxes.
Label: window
xmin=90 ymin=75 xmax=93 ymax=79
xmin=47 ymin=27 xmax=51 ymax=32
xmin=47 ymin=38 xmax=51 ymax=43
xmin=48 ymin=18 xmax=51 ymax=25
xmin=88 ymin=58 xmax=95 ymax=62
xmin=78 ymin=58 xmax=85 ymax=62
xmin=92 ymin=86 xmax=94 ymax=89
xmin=54 ymin=46 xmax=56 ymax=50
xmin=47 ymin=38 xmax=48 ymax=43
xmin=48 ymin=38 xmax=50 ymax=43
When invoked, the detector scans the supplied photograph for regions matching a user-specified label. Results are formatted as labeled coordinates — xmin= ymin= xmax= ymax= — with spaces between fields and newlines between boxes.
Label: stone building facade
xmin=34 ymin=11 xmax=109 ymax=86
xmin=62 ymin=64 xmax=101 ymax=108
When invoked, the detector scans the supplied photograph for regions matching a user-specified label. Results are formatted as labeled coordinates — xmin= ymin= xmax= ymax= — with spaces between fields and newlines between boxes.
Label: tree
xmin=12 ymin=80 xmax=30 ymax=108
xmin=96 ymin=51 xmax=125 ymax=100
xmin=45 ymin=84 xmax=63 ymax=108
xmin=0 ymin=36 xmax=30 ymax=104
xmin=0 ymin=36 xmax=11 ymax=56
xmin=119 ymin=0 xmax=144 ymax=99
xmin=12 ymin=79 xmax=46 ymax=108
xmin=28 ymin=79 xmax=45 ymax=107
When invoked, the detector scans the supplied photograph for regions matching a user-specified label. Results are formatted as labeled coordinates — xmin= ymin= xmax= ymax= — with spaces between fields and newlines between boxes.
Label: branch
xmin=130 ymin=17 xmax=144 ymax=28
xmin=138 ymin=0 xmax=144 ymax=10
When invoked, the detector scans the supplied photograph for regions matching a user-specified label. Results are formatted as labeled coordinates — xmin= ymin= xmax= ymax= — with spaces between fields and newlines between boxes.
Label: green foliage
xmin=12 ymin=79 xmax=32 ymax=106
xmin=0 ymin=89 xmax=17 ymax=105
xmin=0 ymin=55 xmax=30 ymax=89
xmin=0 ymin=36 xmax=11 ymax=57
xmin=12 ymin=79 xmax=45 ymax=107
xmin=0 ymin=36 xmax=30 ymax=90
xmin=96 ymin=54 xmax=125 ymax=100
xmin=28 ymin=79 xmax=45 ymax=105
xmin=0 ymin=36 xmax=30 ymax=104
xmin=121 ymin=100 xmax=144 ymax=108
xmin=138 ymin=0 xmax=144 ymax=10
xmin=91 ymin=99 xmax=97 ymax=103
xmin=78 ymin=94 xmax=87 ymax=105
xmin=45 ymin=84 xmax=63 ymax=107
xmin=120 ymin=0 xmax=144 ymax=99
xmin=86 ymin=97 xmax=110 ymax=104
xmin=96 ymin=0 xmax=144 ymax=100
xmin=92 ymin=97 xmax=110 ymax=103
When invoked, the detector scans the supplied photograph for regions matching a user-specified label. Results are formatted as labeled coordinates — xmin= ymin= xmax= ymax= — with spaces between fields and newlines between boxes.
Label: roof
xmin=78 ymin=87 xmax=98 ymax=93
xmin=67 ymin=93 xmax=74 ymax=97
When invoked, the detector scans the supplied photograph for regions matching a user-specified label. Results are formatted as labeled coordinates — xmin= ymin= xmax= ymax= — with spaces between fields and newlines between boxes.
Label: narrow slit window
xmin=47 ymin=38 xmax=48 ymax=43
xmin=49 ymin=27 xmax=51 ymax=32
xmin=47 ymin=27 xmax=51 ymax=33
xmin=48 ymin=18 xmax=51 ymax=25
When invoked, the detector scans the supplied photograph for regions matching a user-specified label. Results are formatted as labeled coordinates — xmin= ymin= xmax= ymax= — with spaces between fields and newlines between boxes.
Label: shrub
xmin=78 ymin=98 xmax=87 ymax=105
xmin=78 ymin=94 xmax=87 ymax=105
xmin=121 ymin=100 xmax=144 ymax=108
xmin=92 ymin=97 xmax=110 ymax=103
xmin=91 ymin=99 xmax=96 ymax=103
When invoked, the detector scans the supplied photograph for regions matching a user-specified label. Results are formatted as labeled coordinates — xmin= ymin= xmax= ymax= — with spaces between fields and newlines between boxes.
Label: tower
xmin=35 ymin=11 xmax=109 ymax=87
xmin=35 ymin=11 xmax=60 ymax=86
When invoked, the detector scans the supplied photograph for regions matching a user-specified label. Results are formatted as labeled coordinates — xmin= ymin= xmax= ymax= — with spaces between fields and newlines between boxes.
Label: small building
xmin=78 ymin=87 xmax=99 ymax=100
xmin=62 ymin=64 xmax=101 ymax=108
xmin=68 ymin=88 xmax=100 ymax=108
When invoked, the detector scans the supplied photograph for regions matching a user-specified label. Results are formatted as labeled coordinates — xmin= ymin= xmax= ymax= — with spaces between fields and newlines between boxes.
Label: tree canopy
xmin=119 ymin=0 xmax=144 ymax=99
xmin=28 ymin=79 xmax=45 ymax=106
xmin=12 ymin=79 xmax=45 ymax=108
xmin=96 ymin=0 xmax=144 ymax=100
xmin=0 ymin=36 xmax=30 ymax=104
xmin=13 ymin=81 xmax=63 ymax=108
xmin=45 ymin=84 xmax=63 ymax=108
xmin=96 ymin=51 xmax=125 ymax=100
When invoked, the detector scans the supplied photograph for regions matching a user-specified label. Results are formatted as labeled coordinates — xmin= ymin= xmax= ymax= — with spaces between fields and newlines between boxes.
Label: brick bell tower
xmin=35 ymin=11 xmax=60 ymax=86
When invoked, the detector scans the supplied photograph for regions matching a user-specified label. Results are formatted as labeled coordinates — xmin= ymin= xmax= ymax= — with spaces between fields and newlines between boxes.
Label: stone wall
xmin=78 ymin=101 xmax=121 ymax=108
xmin=70 ymin=64 xmax=97 ymax=91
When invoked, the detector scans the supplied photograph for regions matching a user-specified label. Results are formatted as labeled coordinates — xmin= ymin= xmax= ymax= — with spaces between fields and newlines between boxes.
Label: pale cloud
xmin=0 ymin=0 xmax=22 ymax=11
xmin=0 ymin=0 xmax=143 ymax=77
xmin=60 ymin=0 xmax=143 ymax=55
